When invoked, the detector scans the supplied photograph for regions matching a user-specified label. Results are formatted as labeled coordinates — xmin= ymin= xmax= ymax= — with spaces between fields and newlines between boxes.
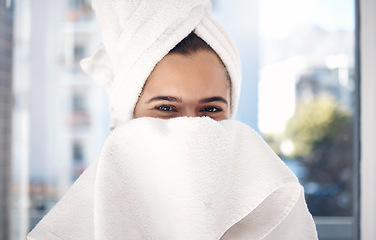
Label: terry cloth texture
xmin=28 ymin=117 xmax=318 ymax=240
xmin=80 ymin=0 xmax=242 ymax=130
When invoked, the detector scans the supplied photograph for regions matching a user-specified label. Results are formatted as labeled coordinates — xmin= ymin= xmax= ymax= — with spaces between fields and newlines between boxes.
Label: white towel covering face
xmin=80 ymin=0 xmax=241 ymax=129
xmin=28 ymin=117 xmax=317 ymax=240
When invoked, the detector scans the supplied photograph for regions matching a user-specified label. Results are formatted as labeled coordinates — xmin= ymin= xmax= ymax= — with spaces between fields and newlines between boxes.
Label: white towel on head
xmin=80 ymin=0 xmax=242 ymax=129
xmin=28 ymin=117 xmax=317 ymax=240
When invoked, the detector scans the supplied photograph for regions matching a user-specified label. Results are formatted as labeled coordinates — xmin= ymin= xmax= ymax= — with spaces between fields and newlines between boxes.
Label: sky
xmin=259 ymin=0 xmax=355 ymax=39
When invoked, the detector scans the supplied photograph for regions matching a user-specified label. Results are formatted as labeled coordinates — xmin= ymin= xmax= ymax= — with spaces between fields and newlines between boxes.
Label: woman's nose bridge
xmin=180 ymin=107 xmax=198 ymax=117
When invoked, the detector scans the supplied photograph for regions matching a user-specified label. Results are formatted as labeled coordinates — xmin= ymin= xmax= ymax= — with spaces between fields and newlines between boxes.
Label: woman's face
xmin=133 ymin=50 xmax=231 ymax=120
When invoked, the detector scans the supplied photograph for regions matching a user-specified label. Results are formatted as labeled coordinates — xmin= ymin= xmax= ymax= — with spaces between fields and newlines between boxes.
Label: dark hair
xmin=169 ymin=32 xmax=214 ymax=55
xmin=169 ymin=32 xmax=231 ymax=85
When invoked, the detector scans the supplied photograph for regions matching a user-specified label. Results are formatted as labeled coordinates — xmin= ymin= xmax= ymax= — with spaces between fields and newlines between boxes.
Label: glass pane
xmin=212 ymin=0 xmax=357 ymax=239
xmin=11 ymin=0 xmax=109 ymax=239
xmin=258 ymin=0 xmax=356 ymax=217
xmin=8 ymin=0 xmax=358 ymax=239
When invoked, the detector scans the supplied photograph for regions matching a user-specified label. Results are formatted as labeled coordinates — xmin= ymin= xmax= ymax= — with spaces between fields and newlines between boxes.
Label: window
xmin=72 ymin=141 xmax=86 ymax=181
xmin=359 ymin=0 xmax=376 ymax=238
xmin=213 ymin=0 xmax=358 ymax=239
xmin=72 ymin=141 xmax=84 ymax=163
xmin=72 ymin=92 xmax=86 ymax=113
xmin=11 ymin=1 xmax=108 ymax=238
xmin=67 ymin=0 xmax=92 ymax=22
xmin=73 ymin=44 xmax=85 ymax=62
xmin=6 ymin=0 xmax=364 ymax=239
xmin=69 ymin=0 xmax=90 ymax=9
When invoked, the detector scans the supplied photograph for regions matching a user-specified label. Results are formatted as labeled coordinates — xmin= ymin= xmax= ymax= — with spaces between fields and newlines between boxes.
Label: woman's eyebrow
xmin=200 ymin=96 xmax=228 ymax=105
xmin=146 ymin=96 xmax=182 ymax=104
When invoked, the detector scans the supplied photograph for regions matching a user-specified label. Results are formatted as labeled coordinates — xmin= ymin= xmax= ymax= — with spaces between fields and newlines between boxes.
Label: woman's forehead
xmin=146 ymin=51 xmax=229 ymax=87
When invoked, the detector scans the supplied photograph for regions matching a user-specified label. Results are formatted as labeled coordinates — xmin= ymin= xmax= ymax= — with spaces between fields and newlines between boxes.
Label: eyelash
xmin=154 ymin=105 xmax=177 ymax=112
xmin=154 ymin=105 xmax=223 ymax=113
xmin=199 ymin=106 xmax=222 ymax=113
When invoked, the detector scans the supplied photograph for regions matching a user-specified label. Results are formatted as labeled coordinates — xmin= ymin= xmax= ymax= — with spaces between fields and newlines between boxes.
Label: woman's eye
xmin=155 ymin=105 xmax=176 ymax=112
xmin=201 ymin=106 xmax=222 ymax=113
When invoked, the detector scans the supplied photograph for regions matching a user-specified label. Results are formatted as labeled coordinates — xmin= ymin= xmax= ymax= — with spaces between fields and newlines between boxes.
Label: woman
xmin=28 ymin=1 xmax=317 ymax=239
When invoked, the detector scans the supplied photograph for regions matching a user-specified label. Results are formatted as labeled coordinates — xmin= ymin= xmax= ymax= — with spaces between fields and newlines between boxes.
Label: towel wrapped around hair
xmin=28 ymin=117 xmax=317 ymax=240
xmin=80 ymin=0 xmax=241 ymax=129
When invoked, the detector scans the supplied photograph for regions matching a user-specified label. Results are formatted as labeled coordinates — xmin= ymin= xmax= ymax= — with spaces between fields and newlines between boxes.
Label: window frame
xmin=360 ymin=0 xmax=376 ymax=239
xmin=8 ymin=0 xmax=370 ymax=238
xmin=314 ymin=1 xmax=361 ymax=238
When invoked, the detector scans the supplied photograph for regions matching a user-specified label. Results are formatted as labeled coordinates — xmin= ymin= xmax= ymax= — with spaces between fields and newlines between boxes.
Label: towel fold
xmin=28 ymin=117 xmax=317 ymax=240
xmin=80 ymin=0 xmax=242 ymax=129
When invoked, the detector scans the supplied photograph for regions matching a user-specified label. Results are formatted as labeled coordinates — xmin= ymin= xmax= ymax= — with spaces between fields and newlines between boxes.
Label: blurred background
xmin=0 ymin=0 xmax=358 ymax=239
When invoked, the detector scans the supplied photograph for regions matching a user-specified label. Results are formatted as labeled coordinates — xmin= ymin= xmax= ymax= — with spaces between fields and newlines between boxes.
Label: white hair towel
xmin=80 ymin=0 xmax=242 ymax=129
xmin=28 ymin=117 xmax=317 ymax=239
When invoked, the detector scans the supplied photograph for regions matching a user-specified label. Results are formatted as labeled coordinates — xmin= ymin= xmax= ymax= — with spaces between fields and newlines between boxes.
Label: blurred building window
xmin=73 ymin=44 xmax=85 ymax=62
xmin=69 ymin=0 xmax=89 ymax=9
xmin=72 ymin=93 xmax=86 ymax=113
xmin=72 ymin=141 xmax=84 ymax=163
xmin=67 ymin=0 xmax=92 ymax=22
xmin=72 ymin=141 xmax=86 ymax=181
